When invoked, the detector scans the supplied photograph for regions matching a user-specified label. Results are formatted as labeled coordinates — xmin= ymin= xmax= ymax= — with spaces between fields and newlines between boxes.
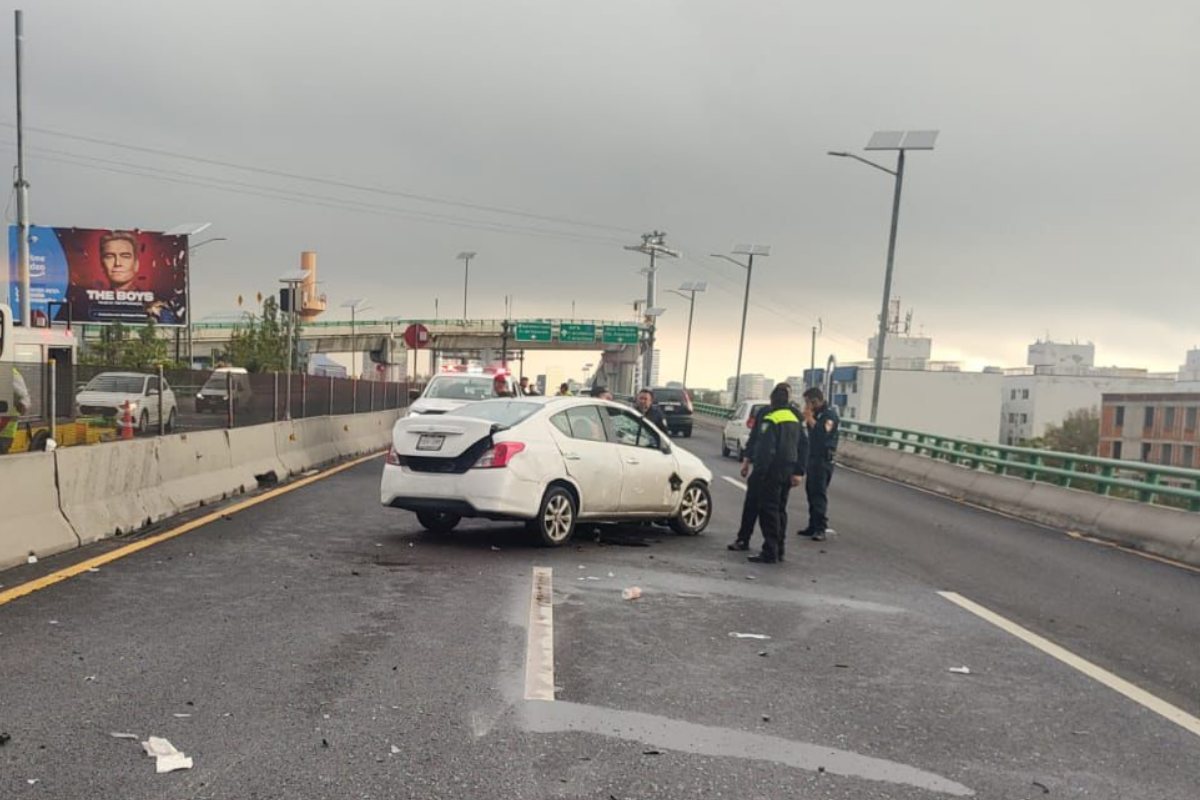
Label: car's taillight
xmin=747 ymin=417 xmax=756 ymax=429
xmin=386 ymin=446 xmax=401 ymax=466
xmin=472 ymin=441 xmax=525 ymax=469
xmin=683 ymin=392 xmax=693 ymax=413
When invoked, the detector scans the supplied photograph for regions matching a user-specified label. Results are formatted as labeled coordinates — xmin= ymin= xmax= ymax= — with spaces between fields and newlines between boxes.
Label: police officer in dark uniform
xmin=799 ymin=386 xmax=839 ymax=541
xmin=729 ymin=385 xmax=809 ymax=554
xmin=747 ymin=384 xmax=803 ymax=564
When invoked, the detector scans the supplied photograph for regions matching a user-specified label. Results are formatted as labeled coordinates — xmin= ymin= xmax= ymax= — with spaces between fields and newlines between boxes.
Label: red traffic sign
xmin=403 ymin=323 xmax=431 ymax=350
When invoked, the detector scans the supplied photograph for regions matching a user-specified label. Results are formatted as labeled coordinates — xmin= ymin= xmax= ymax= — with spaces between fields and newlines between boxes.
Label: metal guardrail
xmin=693 ymin=402 xmax=735 ymax=420
xmin=841 ymin=420 xmax=1200 ymax=513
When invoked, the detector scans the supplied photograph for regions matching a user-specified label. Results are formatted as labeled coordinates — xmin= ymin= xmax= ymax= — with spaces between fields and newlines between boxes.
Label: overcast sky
xmin=2 ymin=0 xmax=1197 ymax=386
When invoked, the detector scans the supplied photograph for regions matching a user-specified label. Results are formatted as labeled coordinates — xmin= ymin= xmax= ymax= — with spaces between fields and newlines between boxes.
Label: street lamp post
xmin=278 ymin=270 xmax=307 ymax=419
xmin=712 ymin=244 xmax=770 ymax=405
xmin=457 ymin=251 xmax=476 ymax=319
xmin=165 ymin=222 xmax=221 ymax=368
xmin=625 ymin=231 xmax=678 ymax=389
xmin=341 ymin=298 xmax=370 ymax=379
xmin=666 ymin=280 xmax=707 ymax=390
xmin=828 ymin=129 xmax=937 ymax=423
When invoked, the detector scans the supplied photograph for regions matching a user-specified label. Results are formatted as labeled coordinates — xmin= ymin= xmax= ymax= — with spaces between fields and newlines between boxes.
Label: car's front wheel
xmin=721 ymin=438 xmax=731 ymax=458
xmin=416 ymin=510 xmax=461 ymax=533
xmin=531 ymin=485 xmax=577 ymax=547
xmin=670 ymin=481 xmax=711 ymax=536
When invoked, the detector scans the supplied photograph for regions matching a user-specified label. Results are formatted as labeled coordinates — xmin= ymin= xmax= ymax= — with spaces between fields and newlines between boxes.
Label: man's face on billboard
xmin=101 ymin=238 xmax=138 ymax=288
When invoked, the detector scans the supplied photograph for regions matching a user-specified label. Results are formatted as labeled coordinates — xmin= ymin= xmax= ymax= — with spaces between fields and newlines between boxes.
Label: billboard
xmin=8 ymin=226 xmax=188 ymax=325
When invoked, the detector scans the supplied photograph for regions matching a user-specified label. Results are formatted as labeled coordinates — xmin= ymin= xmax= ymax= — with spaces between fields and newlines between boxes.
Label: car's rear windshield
xmin=85 ymin=375 xmax=145 ymax=393
xmin=424 ymin=376 xmax=498 ymax=400
xmin=202 ymin=373 xmax=241 ymax=390
xmin=453 ymin=401 xmax=542 ymax=428
xmin=654 ymin=389 xmax=686 ymax=402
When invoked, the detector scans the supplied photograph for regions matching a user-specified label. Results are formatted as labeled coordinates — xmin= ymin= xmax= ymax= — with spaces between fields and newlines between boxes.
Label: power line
xmin=0 ymin=121 xmax=641 ymax=235
xmin=1 ymin=143 xmax=629 ymax=248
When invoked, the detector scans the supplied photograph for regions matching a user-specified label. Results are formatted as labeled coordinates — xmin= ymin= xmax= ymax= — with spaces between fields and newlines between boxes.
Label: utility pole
xmin=457 ymin=251 xmax=476 ymax=319
xmin=624 ymin=231 xmax=678 ymax=389
xmin=14 ymin=10 xmax=31 ymax=327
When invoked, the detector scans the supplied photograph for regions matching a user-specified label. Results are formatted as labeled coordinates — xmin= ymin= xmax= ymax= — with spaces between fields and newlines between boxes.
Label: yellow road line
xmin=524 ymin=566 xmax=556 ymax=701
xmin=0 ymin=452 xmax=384 ymax=609
xmin=939 ymin=591 xmax=1200 ymax=740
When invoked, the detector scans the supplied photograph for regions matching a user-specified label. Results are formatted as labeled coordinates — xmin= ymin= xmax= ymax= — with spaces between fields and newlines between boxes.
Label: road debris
xmin=26 ymin=554 xmax=37 ymax=564
xmin=390 ymin=744 xmax=401 ymax=755
xmin=27 ymin=779 xmax=38 ymax=785
xmin=490 ymin=546 xmax=501 ymax=551
xmin=1032 ymin=780 xmax=1050 ymax=793
xmin=948 ymin=666 xmax=971 ymax=675
xmin=141 ymin=736 xmax=193 ymax=773
xmin=761 ymin=715 xmax=771 ymax=722
xmin=301 ymin=469 xmax=319 ymax=477
xmin=675 ymin=592 xmax=703 ymax=599
xmin=642 ymin=748 xmax=662 ymax=755
xmin=621 ymin=587 xmax=643 ymax=600
xmin=172 ymin=713 xmax=192 ymax=718
xmin=728 ymin=632 xmax=771 ymax=640
xmin=0 ymin=732 xmax=10 ymax=746
xmin=758 ymin=651 xmax=769 ymax=657
xmin=109 ymin=733 xmax=139 ymax=740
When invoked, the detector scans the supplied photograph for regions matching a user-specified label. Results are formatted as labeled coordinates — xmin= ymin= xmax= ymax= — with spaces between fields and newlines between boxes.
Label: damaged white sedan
xmin=381 ymin=397 xmax=713 ymax=546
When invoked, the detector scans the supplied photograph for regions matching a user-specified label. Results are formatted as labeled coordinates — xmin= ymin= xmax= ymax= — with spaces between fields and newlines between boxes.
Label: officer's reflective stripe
xmin=764 ymin=408 xmax=799 ymax=425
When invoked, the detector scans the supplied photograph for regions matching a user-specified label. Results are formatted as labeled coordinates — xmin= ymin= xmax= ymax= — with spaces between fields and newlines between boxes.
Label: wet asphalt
xmin=0 ymin=420 xmax=1197 ymax=798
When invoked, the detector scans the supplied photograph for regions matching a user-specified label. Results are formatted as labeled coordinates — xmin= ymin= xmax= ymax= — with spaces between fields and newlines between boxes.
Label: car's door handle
xmin=625 ymin=457 xmax=640 ymax=465
xmin=563 ymin=453 xmax=581 ymax=460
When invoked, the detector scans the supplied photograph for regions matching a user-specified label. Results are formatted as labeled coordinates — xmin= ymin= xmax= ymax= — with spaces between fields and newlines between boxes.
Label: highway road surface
xmin=0 ymin=421 xmax=1196 ymax=798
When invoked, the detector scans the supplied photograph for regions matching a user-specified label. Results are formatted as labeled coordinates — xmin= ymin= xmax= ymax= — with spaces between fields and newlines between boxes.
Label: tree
xmin=81 ymin=321 xmax=176 ymax=370
xmin=1033 ymin=407 xmax=1100 ymax=455
xmin=226 ymin=296 xmax=294 ymax=373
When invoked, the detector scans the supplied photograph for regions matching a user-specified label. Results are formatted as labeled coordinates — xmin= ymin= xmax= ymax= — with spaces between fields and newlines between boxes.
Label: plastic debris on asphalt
xmin=26 ymin=554 xmax=37 ymax=564
xmin=390 ymin=744 xmax=401 ymax=755
xmin=141 ymin=736 xmax=193 ymax=773
xmin=728 ymin=632 xmax=771 ymax=640
xmin=110 ymin=733 xmax=139 ymax=740
xmin=621 ymin=587 xmax=643 ymax=600
xmin=948 ymin=666 xmax=971 ymax=675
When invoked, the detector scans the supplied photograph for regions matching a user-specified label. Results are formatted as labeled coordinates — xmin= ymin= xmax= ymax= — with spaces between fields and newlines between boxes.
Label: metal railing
xmin=693 ymin=402 xmax=735 ymax=420
xmin=841 ymin=420 xmax=1200 ymax=512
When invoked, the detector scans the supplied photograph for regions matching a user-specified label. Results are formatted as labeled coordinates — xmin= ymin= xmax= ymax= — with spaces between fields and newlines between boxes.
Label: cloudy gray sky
xmin=2 ymin=0 xmax=1197 ymax=386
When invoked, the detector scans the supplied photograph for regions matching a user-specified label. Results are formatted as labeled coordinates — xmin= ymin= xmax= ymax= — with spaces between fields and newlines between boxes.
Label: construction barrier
xmin=56 ymin=436 xmax=171 ymax=545
xmin=0 ymin=452 xmax=80 ymax=570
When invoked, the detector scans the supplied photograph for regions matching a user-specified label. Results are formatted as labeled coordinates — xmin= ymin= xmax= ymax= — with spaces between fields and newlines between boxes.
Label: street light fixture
xmin=828 ymin=129 xmax=937 ymax=423
xmin=278 ymin=269 xmax=308 ymax=419
xmin=456 ymin=251 xmax=476 ymax=319
xmin=711 ymin=244 xmax=770 ymax=405
xmin=666 ymin=280 xmax=707 ymax=390
xmin=341 ymin=298 xmax=371 ymax=379
xmin=165 ymin=222 xmax=222 ymax=367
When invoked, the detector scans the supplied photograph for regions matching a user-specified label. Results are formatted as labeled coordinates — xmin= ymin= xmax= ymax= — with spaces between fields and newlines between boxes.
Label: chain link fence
xmin=1 ymin=359 xmax=420 ymax=455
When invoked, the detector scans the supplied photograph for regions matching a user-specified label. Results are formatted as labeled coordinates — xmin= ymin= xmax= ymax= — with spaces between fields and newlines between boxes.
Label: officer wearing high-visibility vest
xmin=0 ymin=367 xmax=31 ymax=455
xmin=746 ymin=383 xmax=803 ymax=564
xmin=798 ymin=386 xmax=839 ymax=541
xmin=729 ymin=384 xmax=809 ymax=554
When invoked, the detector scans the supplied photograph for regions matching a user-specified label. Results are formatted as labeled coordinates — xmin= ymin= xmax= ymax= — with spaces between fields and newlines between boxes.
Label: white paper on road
xmin=948 ymin=666 xmax=971 ymax=674
xmin=729 ymin=632 xmax=771 ymax=640
xmin=141 ymin=736 xmax=194 ymax=773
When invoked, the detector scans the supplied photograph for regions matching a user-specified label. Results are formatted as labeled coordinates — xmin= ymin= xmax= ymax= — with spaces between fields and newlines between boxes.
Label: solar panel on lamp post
xmin=828 ymin=130 xmax=937 ymax=424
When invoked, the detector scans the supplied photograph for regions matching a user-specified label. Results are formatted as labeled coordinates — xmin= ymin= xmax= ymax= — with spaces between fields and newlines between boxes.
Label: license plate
xmin=662 ymin=404 xmax=678 ymax=412
xmin=416 ymin=434 xmax=445 ymax=451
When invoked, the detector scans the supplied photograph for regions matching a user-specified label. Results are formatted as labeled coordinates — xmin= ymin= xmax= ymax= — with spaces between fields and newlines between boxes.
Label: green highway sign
xmin=602 ymin=325 xmax=640 ymax=344
xmin=559 ymin=323 xmax=597 ymax=343
xmin=514 ymin=322 xmax=553 ymax=342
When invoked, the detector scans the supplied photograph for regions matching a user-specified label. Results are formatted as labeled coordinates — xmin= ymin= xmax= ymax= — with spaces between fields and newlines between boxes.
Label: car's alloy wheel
xmin=416 ymin=510 xmax=461 ymax=533
xmin=535 ymin=486 xmax=576 ymax=546
xmin=670 ymin=481 xmax=711 ymax=535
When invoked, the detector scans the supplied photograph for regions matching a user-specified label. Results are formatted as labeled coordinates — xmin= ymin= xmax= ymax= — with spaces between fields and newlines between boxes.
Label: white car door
xmin=604 ymin=407 xmax=680 ymax=513
xmin=547 ymin=405 xmax=622 ymax=515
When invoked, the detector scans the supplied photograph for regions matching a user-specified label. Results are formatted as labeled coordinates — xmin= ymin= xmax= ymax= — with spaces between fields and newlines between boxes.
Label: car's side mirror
xmin=659 ymin=440 xmax=671 ymax=455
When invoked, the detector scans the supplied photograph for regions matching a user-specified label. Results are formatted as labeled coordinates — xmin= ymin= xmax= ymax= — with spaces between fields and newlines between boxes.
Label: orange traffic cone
xmin=120 ymin=399 xmax=134 ymax=440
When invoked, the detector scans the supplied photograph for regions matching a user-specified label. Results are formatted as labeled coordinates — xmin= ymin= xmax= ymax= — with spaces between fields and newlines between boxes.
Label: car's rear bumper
xmin=380 ymin=463 xmax=543 ymax=519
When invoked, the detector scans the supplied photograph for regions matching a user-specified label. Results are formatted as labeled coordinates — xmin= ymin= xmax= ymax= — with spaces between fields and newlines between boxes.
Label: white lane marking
xmin=721 ymin=476 xmax=748 ymax=491
xmin=525 ymin=567 xmax=555 ymax=702
xmin=939 ymin=591 xmax=1200 ymax=739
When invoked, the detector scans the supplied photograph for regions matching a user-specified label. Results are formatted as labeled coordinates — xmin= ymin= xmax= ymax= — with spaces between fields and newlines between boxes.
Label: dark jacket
xmin=745 ymin=402 xmax=809 ymax=474
xmin=752 ymin=405 xmax=801 ymax=480
xmin=807 ymin=404 xmax=840 ymax=466
xmin=642 ymin=405 xmax=668 ymax=432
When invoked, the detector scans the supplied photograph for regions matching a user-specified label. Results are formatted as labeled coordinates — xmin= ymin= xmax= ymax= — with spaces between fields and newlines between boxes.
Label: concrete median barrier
xmin=840 ymin=439 xmax=1200 ymax=568
xmin=331 ymin=410 xmax=399 ymax=458
xmin=227 ymin=423 xmax=286 ymax=488
xmin=0 ymin=452 xmax=80 ymax=570
xmin=56 ymin=437 xmax=172 ymax=545
xmin=157 ymin=429 xmax=240 ymax=512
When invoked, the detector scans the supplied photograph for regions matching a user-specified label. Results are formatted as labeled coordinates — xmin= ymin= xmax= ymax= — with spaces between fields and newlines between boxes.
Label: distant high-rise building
xmin=726 ymin=373 xmax=773 ymax=401
xmin=650 ymin=349 xmax=661 ymax=387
